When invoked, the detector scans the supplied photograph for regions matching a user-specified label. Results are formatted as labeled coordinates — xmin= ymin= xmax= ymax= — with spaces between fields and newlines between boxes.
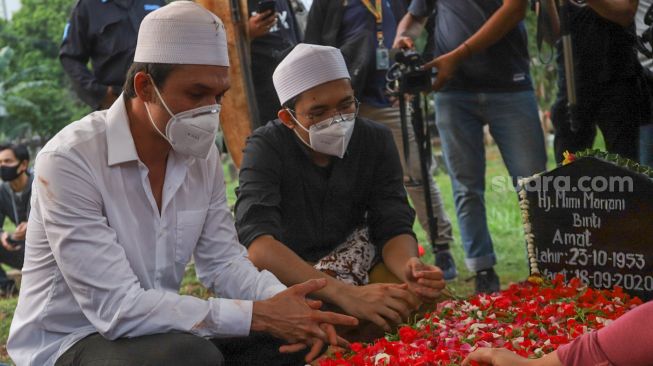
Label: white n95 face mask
xmin=144 ymin=79 xmax=221 ymax=159
xmin=292 ymin=113 xmax=356 ymax=158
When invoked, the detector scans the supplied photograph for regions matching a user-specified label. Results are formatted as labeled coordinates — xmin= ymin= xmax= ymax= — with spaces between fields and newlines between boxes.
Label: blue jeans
xmin=435 ymin=90 xmax=547 ymax=272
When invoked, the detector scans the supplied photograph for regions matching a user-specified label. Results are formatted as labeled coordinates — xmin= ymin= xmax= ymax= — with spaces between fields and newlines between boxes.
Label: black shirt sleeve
xmin=59 ymin=2 xmax=108 ymax=109
xmin=234 ymin=131 xmax=284 ymax=247
xmin=367 ymin=126 xmax=417 ymax=250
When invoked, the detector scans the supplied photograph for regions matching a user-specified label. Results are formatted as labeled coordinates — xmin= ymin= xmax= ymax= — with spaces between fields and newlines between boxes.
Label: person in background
xmin=9 ymin=3 xmax=356 ymax=366
xmin=636 ymin=0 xmax=653 ymax=167
xmin=544 ymin=0 xmax=648 ymax=163
xmin=462 ymin=300 xmax=653 ymax=366
xmin=304 ymin=0 xmax=458 ymax=281
xmin=0 ymin=143 xmax=31 ymax=297
xmin=60 ymin=0 xmax=166 ymax=110
xmin=248 ymin=0 xmax=302 ymax=128
xmin=394 ymin=0 xmax=547 ymax=294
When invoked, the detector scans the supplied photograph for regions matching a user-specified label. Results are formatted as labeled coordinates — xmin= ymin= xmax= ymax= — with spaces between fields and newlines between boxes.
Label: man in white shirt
xmin=7 ymin=2 xmax=356 ymax=366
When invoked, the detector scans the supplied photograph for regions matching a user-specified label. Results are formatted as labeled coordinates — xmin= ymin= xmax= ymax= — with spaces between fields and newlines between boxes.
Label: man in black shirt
xmin=60 ymin=0 xmax=166 ymax=110
xmin=546 ymin=0 xmax=649 ymax=162
xmin=247 ymin=0 xmax=301 ymax=128
xmin=0 ymin=144 xmax=31 ymax=297
xmin=235 ymin=44 xmax=445 ymax=345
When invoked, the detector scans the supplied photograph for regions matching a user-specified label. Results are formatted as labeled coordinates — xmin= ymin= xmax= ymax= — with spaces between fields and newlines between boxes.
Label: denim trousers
xmin=434 ymin=90 xmax=547 ymax=272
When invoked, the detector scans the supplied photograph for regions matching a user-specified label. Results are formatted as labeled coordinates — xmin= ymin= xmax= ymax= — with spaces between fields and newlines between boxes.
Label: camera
xmin=6 ymin=235 xmax=24 ymax=248
xmin=386 ymin=49 xmax=432 ymax=95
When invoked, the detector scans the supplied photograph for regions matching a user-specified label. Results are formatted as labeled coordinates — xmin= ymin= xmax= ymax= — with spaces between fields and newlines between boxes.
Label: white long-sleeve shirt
xmin=7 ymin=95 xmax=286 ymax=366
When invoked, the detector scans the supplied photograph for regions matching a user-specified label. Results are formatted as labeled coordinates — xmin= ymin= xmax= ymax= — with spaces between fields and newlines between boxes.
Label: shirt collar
xmin=106 ymin=94 xmax=140 ymax=166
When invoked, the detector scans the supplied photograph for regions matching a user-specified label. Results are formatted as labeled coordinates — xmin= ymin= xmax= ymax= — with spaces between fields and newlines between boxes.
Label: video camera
xmin=386 ymin=49 xmax=432 ymax=95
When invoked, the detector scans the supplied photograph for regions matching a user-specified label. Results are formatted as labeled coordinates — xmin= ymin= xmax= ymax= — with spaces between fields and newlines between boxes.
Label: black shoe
xmin=435 ymin=250 xmax=458 ymax=281
xmin=474 ymin=268 xmax=500 ymax=295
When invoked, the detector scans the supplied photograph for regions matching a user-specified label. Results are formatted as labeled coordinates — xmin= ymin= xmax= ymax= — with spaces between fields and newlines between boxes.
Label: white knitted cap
xmin=134 ymin=1 xmax=229 ymax=66
xmin=273 ymin=43 xmax=350 ymax=106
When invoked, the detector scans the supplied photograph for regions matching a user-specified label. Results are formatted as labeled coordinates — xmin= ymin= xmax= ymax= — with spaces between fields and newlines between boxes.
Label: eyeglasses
xmin=287 ymin=98 xmax=360 ymax=130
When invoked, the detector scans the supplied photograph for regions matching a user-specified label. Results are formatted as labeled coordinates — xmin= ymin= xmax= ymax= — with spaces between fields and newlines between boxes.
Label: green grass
xmin=0 ymin=134 xmax=607 ymax=364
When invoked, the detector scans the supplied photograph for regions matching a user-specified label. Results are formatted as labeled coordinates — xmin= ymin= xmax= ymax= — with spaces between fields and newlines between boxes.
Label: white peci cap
xmin=272 ymin=43 xmax=350 ymax=106
xmin=134 ymin=1 xmax=229 ymax=66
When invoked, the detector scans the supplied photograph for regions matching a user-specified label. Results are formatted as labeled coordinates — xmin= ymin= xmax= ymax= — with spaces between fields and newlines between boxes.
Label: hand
xmin=422 ymin=46 xmax=469 ymax=92
xmin=248 ymin=11 xmax=277 ymax=39
xmin=1 ymin=232 xmax=20 ymax=252
xmin=392 ymin=35 xmax=415 ymax=50
xmin=251 ymin=279 xmax=358 ymax=362
xmin=12 ymin=222 xmax=27 ymax=241
xmin=403 ymin=257 xmax=446 ymax=303
xmin=463 ymin=348 xmax=538 ymax=366
xmin=99 ymin=86 xmax=117 ymax=110
xmin=337 ymin=283 xmax=419 ymax=332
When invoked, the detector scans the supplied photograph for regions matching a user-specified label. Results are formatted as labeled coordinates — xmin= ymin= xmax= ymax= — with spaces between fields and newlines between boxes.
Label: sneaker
xmin=475 ymin=268 xmax=500 ymax=295
xmin=435 ymin=250 xmax=458 ymax=281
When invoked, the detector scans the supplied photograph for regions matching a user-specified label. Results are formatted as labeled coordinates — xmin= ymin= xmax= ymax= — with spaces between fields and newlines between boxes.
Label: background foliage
xmin=0 ymin=0 xmax=89 ymax=144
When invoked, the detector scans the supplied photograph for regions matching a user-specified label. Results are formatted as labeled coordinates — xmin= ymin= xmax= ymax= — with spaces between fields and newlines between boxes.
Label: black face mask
xmin=0 ymin=163 xmax=23 ymax=182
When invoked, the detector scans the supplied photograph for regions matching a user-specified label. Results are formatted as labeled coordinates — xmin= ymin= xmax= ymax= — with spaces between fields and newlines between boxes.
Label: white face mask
xmin=291 ymin=112 xmax=356 ymax=158
xmin=144 ymin=80 xmax=221 ymax=159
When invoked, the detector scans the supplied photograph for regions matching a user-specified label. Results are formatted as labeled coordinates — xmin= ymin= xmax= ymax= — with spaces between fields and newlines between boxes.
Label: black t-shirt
xmin=409 ymin=0 xmax=532 ymax=92
xmin=234 ymin=118 xmax=416 ymax=262
xmin=248 ymin=0 xmax=301 ymax=124
xmin=556 ymin=6 xmax=642 ymax=98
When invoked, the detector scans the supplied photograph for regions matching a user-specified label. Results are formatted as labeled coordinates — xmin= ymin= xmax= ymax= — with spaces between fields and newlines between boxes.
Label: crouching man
xmin=235 ymin=44 xmax=446 ymax=351
xmin=7 ymin=4 xmax=356 ymax=366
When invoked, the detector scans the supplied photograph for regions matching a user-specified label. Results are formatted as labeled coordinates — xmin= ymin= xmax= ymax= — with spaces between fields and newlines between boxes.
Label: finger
xmin=416 ymin=277 xmax=446 ymax=289
xmin=384 ymin=285 xmax=412 ymax=300
xmin=305 ymin=339 xmax=324 ymax=363
xmin=292 ymin=278 xmax=328 ymax=297
xmin=462 ymin=348 xmax=493 ymax=365
xmin=337 ymin=336 xmax=350 ymax=348
xmin=369 ymin=313 xmax=391 ymax=332
xmin=384 ymin=297 xmax=412 ymax=321
xmin=321 ymin=323 xmax=338 ymax=346
xmin=378 ymin=306 xmax=403 ymax=326
xmin=421 ymin=58 xmax=438 ymax=71
xmin=413 ymin=287 xmax=442 ymax=303
xmin=312 ymin=310 xmax=359 ymax=327
xmin=279 ymin=343 xmax=307 ymax=354
xmin=415 ymin=267 xmax=444 ymax=280
xmin=306 ymin=299 xmax=323 ymax=310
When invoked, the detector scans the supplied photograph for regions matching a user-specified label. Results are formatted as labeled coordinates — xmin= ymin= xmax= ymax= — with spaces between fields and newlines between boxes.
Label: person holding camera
xmin=0 ymin=143 xmax=30 ymax=297
xmin=303 ymin=0 xmax=457 ymax=281
xmin=393 ymin=0 xmax=548 ymax=294
xmin=542 ymin=0 xmax=649 ymax=163
xmin=248 ymin=0 xmax=302 ymax=128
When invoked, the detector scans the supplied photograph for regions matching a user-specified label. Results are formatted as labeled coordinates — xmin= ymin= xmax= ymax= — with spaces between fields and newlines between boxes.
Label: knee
xmin=163 ymin=334 xmax=224 ymax=366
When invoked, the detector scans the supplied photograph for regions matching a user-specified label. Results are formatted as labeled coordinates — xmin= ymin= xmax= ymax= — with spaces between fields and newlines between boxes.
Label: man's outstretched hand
xmin=251 ymin=278 xmax=358 ymax=363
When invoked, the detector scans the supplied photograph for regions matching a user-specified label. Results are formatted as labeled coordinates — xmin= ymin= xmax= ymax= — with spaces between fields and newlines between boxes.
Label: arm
xmin=392 ymin=5 xmax=428 ymax=49
xmin=368 ymin=128 xmax=446 ymax=302
xmin=59 ymin=4 xmax=112 ymax=109
xmin=235 ymin=133 xmax=417 ymax=330
xmin=586 ymin=0 xmax=638 ymax=27
xmin=423 ymin=0 xmax=530 ymax=91
xmin=462 ymin=348 xmax=563 ymax=366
